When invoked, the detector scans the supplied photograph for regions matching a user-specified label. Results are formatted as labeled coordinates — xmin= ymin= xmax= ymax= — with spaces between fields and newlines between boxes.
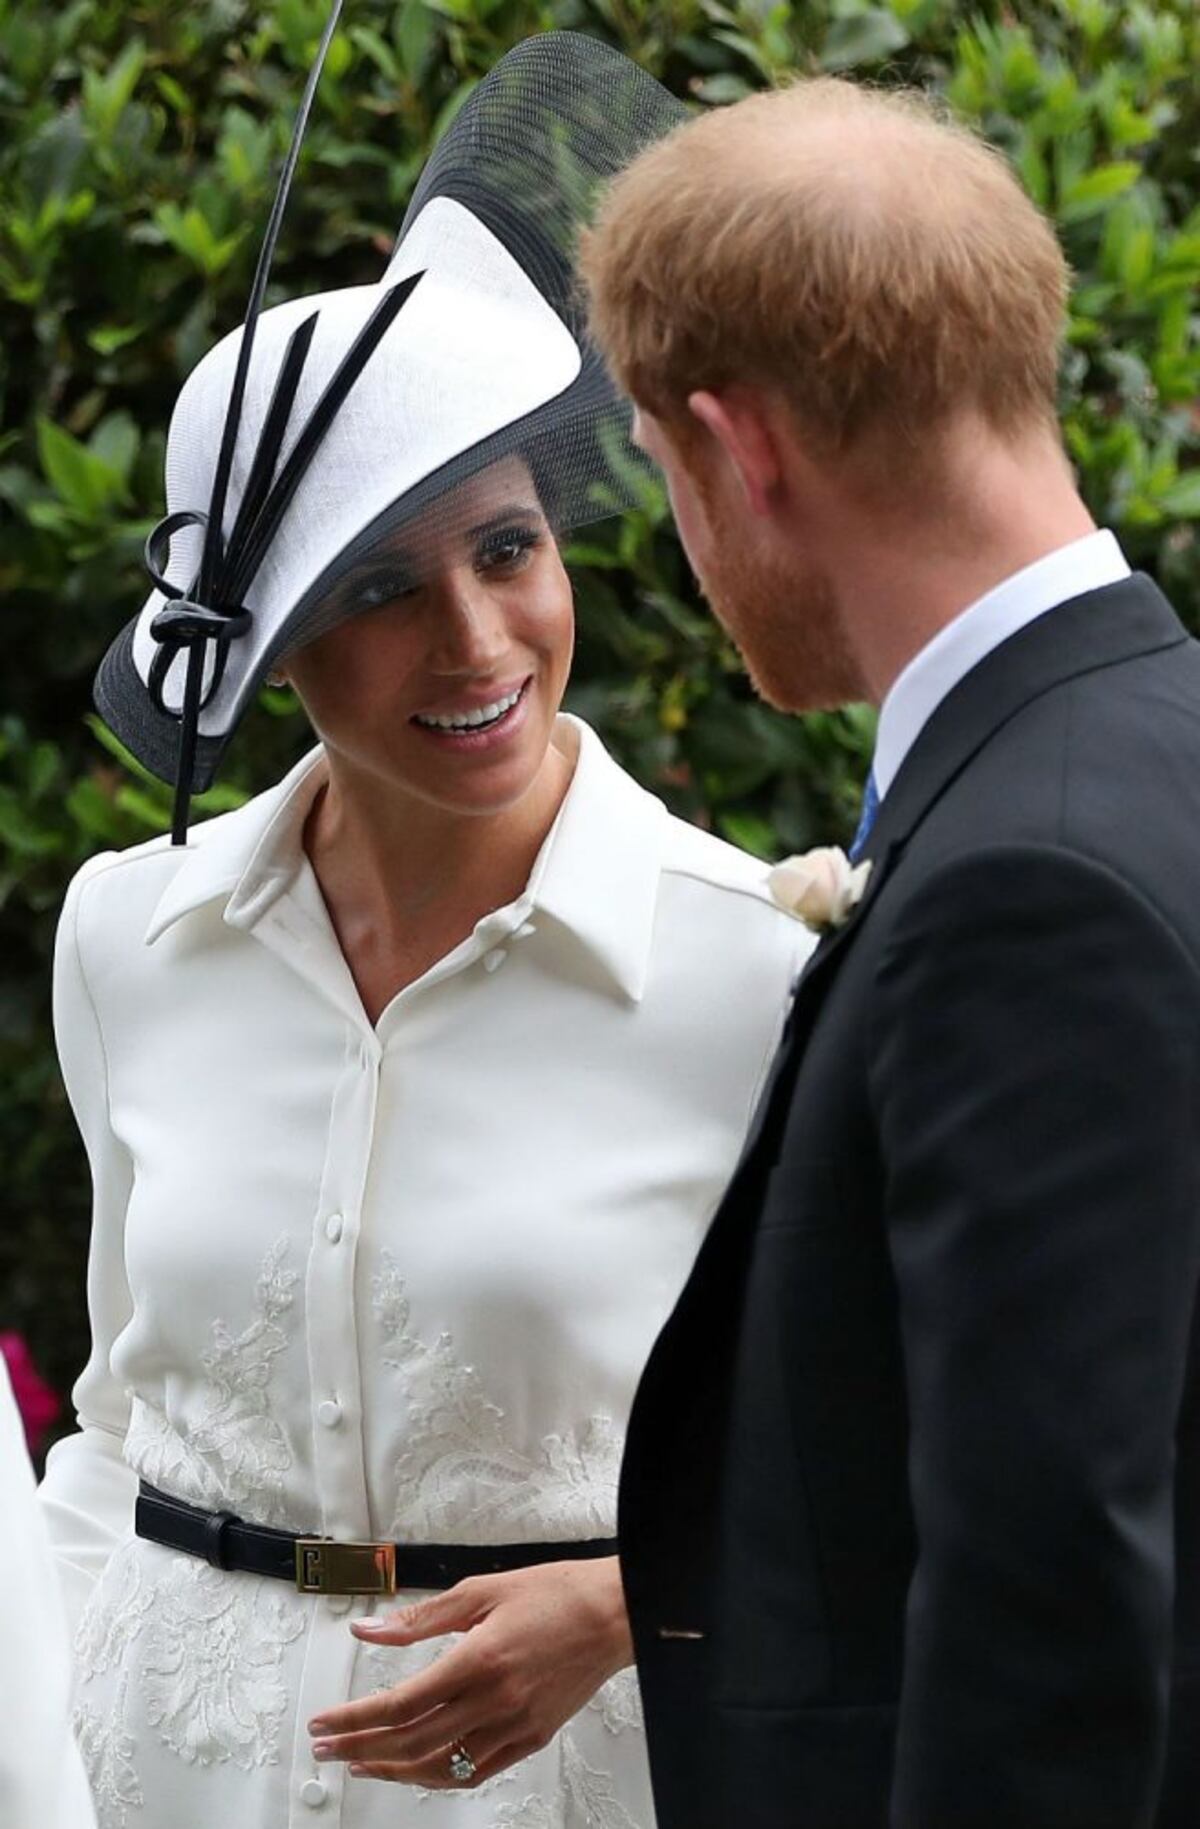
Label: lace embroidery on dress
xmin=587 ymin=1668 xmax=645 ymax=1738
xmin=75 ymin=1675 xmax=143 ymax=1829
xmin=75 ymin=1537 xmax=154 ymax=1683
xmin=140 ymin=1557 xmax=306 ymax=1768
xmin=123 ymin=1236 xmax=299 ymax=1526
xmin=493 ymin=1733 xmax=643 ymax=1829
xmin=372 ymin=1251 xmax=622 ymax=1544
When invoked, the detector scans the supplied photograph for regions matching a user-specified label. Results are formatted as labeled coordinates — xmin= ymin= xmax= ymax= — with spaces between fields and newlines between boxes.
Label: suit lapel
xmin=859 ymin=571 xmax=1185 ymax=860
xmin=731 ymin=572 xmax=1188 ymax=1181
xmin=735 ymin=840 xmax=897 ymax=1164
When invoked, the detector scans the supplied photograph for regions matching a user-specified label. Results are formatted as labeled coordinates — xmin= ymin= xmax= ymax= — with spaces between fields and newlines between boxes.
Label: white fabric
xmin=40 ymin=715 xmax=808 ymax=1829
xmin=132 ymin=197 xmax=582 ymax=732
xmin=0 ymin=1361 xmax=97 ymax=1829
xmin=872 ymin=529 xmax=1131 ymax=798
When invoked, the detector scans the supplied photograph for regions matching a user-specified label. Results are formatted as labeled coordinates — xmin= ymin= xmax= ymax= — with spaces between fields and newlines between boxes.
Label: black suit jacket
xmin=620 ymin=575 xmax=1200 ymax=1828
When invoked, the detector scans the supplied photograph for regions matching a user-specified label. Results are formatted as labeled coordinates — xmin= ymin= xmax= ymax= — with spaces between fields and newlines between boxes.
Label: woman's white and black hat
xmin=94 ymin=21 xmax=685 ymax=841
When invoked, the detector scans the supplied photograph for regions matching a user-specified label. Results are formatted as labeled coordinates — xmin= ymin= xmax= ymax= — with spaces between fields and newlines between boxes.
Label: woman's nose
xmin=430 ymin=572 xmax=510 ymax=673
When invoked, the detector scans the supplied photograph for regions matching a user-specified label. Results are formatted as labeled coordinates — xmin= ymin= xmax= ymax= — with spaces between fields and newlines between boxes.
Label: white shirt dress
xmin=39 ymin=716 xmax=807 ymax=1829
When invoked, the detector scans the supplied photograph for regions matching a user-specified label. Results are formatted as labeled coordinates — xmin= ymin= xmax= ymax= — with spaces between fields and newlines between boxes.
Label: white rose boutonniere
xmin=767 ymin=846 xmax=873 ymax=934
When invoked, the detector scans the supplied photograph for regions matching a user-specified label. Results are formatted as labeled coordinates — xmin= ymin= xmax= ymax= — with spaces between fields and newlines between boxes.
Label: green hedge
xmin=3 ymin=0 xmax=1199 ymax=1432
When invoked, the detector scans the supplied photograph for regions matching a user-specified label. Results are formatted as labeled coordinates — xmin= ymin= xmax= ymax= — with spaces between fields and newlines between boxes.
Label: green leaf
xmin=82 ymin=37 xmax=147 ymax=142
xmin=88 ymin=413 xmax=139 ymax=488
xmin=65 ymin=776 xmax=126 ymax=845
xmin=0 ymin=789 xmax=63 ymax=858
xmin=351 ymin=25 xmax=400 ymax=82
xmin=113 ymin=786 xmax=171 ymax=833
xmin=87 ymin=323 xmax=145 ymax=357
xmin=715 ymin=809 xmax=777 ymax=858
xmin=154 ymin=202 xmax=249 ymax=277
xmin=691 ymin=72 xmax=753 ymax=104
xmin=1059 ymin=161 xmax=1142 ymax=222
xmin=36 ymin=419 xmax=125 ymax=518
xmin=395 ymin=0 xmax=439 ymax=79
xmin=821 ymin=9 xmax=910 ymax=71
xmin=154 ymin=73 xmax=192 ymax=116
xmin=1158 ymin=473 xmax=1200 ymax=519
xmin=430 ymin=78 xmax=479 ymax=146
xmin=216 ymin=107 xmax=274 ymax=193
xmin=25 ymin=742 xmax=61 ymax=802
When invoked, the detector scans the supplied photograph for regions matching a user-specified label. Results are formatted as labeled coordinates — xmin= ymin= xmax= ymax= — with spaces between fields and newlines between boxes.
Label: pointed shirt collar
xmin=144 ymin=715 xmax=666 ymax=1003
xmin=859 ymin=570 xmax=1187 ymax=871
xmin=872 ymin=529 xmax=1132 ymax=800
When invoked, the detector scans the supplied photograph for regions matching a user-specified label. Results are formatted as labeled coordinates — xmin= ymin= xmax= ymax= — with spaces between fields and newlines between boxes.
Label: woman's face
xmin=281 ymin=457 xmax=575 ymax=818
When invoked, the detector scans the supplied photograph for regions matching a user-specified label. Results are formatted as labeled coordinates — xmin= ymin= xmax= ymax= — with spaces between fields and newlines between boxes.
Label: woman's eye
xmin=478 ymin=528 xmax=541 ymax=574
xmin=347 ymin=574 xmax=415 ymax=613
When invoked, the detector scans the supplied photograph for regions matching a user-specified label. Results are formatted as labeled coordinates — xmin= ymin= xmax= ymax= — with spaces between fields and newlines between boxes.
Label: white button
xmin=324 ymin=1213 xmax=344 ymax=1244
xmin=325 ymin=1592 xmax=353 ymax=1616
xmin=483 ymin=948 xmax=507 ymax=972
xmin=300 ymin=1777 xmax=328 ymax=1808
xmin=317 ymin=1399 xmax=343 ymax=1429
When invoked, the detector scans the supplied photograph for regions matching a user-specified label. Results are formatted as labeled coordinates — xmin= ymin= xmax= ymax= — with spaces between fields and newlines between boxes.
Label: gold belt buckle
xmin=295 ymin=1538 xmax=397 ymax=1596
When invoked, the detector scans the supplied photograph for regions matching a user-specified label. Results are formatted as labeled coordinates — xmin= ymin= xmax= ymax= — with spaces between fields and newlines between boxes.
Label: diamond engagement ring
xmin=449 ymin=1741 xmax=477 ymax=1784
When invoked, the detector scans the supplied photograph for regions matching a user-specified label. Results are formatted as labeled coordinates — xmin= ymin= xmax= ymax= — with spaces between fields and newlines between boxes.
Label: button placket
xmin=289 ymin=1033 xmax=382 ymax=1828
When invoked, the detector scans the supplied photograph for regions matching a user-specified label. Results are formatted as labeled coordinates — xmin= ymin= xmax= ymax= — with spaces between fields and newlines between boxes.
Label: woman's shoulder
xmin=57 ymin=768 xmax=294 ymax=966
xmin=571 ymin=720 xmax=809 ymax=976
xmin=655 ymin=809 xmax=813 ymax=977
xmin=63 ymin=799 xmax=247 ymax=915
xmin=657 ymin=808 xmax=776 ymax=904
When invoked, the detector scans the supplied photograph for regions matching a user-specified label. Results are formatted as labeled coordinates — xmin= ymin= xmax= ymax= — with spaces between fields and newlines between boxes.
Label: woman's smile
xmin=410 ymin=676 xmax=534 ymax=748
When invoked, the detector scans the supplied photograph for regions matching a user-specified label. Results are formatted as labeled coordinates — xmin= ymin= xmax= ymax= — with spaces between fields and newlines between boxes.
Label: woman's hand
xmin=307 ymin=1555 xmax=633 ymax=1789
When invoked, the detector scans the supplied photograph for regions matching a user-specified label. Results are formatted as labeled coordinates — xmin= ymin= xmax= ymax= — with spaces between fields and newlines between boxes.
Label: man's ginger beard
xmin=687 ymin=459 xmax=866 ymax=714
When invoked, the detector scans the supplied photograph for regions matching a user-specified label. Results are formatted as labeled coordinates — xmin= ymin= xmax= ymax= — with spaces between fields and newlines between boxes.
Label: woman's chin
xmin=399 ymin=712 xmax=557 ymax=818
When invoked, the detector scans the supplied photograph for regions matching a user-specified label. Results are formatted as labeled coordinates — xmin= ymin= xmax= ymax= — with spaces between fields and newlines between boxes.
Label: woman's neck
xmin=302 ymin=726 xmax=576 ymax=1020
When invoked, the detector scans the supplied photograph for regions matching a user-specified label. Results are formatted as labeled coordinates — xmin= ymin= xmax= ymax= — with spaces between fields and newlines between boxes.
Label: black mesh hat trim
xmin=95 ymin=620 xmax=225 ymax=794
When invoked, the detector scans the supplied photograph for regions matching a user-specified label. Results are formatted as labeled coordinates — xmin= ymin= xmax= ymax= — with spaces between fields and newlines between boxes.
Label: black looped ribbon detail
xmin=143 ymin=510 xmax=255 ymax=846
xmin=139 ymin=0 xmax=427 ymax=849
xmin=143 ymin=509 xmax=210 ymax=601
xmin=142 ymin=0 xmax=347 ymax=850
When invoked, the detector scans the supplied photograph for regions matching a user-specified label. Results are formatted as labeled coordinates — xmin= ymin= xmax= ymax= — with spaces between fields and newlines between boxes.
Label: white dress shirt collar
xmin=145 ymin=715 xmax=667 ymax=1002
xmin=872 ymin=529 xmax=1131 ymax=799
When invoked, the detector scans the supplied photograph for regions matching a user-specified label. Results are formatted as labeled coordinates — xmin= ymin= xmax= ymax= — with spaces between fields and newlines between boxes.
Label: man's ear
xmin=687 ymin=388 xmax=782 ymax=518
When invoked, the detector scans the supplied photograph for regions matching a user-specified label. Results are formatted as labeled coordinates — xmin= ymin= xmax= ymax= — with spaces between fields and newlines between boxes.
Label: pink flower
xmin=0 ymin=1332 xmax=61 ymax=1457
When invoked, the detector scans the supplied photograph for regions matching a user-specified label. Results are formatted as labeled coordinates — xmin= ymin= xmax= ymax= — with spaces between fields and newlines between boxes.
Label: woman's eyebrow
xmin=354 ymin=550 xmax=414 ymax=578
xmin=466 ymin=503 xmax=542 ymax=538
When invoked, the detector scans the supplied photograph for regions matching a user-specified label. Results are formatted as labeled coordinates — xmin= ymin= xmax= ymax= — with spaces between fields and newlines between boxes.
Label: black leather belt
xmin=136 ymin=1482 xmax=619 ymax=1596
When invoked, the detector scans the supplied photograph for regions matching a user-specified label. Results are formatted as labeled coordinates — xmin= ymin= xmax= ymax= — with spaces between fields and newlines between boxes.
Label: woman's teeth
xmin=415 ymin=687 xmax=523 ymax=733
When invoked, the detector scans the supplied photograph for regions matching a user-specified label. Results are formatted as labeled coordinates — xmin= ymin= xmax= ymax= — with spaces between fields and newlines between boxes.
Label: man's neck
xmin=831 ymin=431 xmax=1098 ymax=706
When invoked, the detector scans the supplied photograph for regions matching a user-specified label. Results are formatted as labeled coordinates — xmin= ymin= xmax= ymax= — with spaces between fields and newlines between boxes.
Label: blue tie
xmin=849 ymin=769 xmax=879 ymax=863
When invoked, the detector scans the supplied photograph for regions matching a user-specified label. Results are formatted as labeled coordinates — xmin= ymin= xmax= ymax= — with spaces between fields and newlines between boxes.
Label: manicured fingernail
xmin=349 ymin=1764 xmax=367 ymax=1777
xmin=351 ymin=1619 xmax=386 ymax=1633
xmin=308 ymin=1720 xmax=330 ymax=1735
xmin=312 ymin=1743 xmax=334 ymax=1762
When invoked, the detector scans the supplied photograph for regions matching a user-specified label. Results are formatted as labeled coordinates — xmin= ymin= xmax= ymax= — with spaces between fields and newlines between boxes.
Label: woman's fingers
xmin=308 ymin=1579 xmax=500 ymax=1744
xmin=314 ymin=1704 xmax=482 ymax=1768
xmin=308 ymin=1637 xmax=475 ymax=1740
xmin=310 ymin=1560 xmax=634 ymax=1791
xmin=348 ymin=1736 xmax=534 ymax=1791
xmin=351 ymin=1577 xmax=494 ymax=1649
